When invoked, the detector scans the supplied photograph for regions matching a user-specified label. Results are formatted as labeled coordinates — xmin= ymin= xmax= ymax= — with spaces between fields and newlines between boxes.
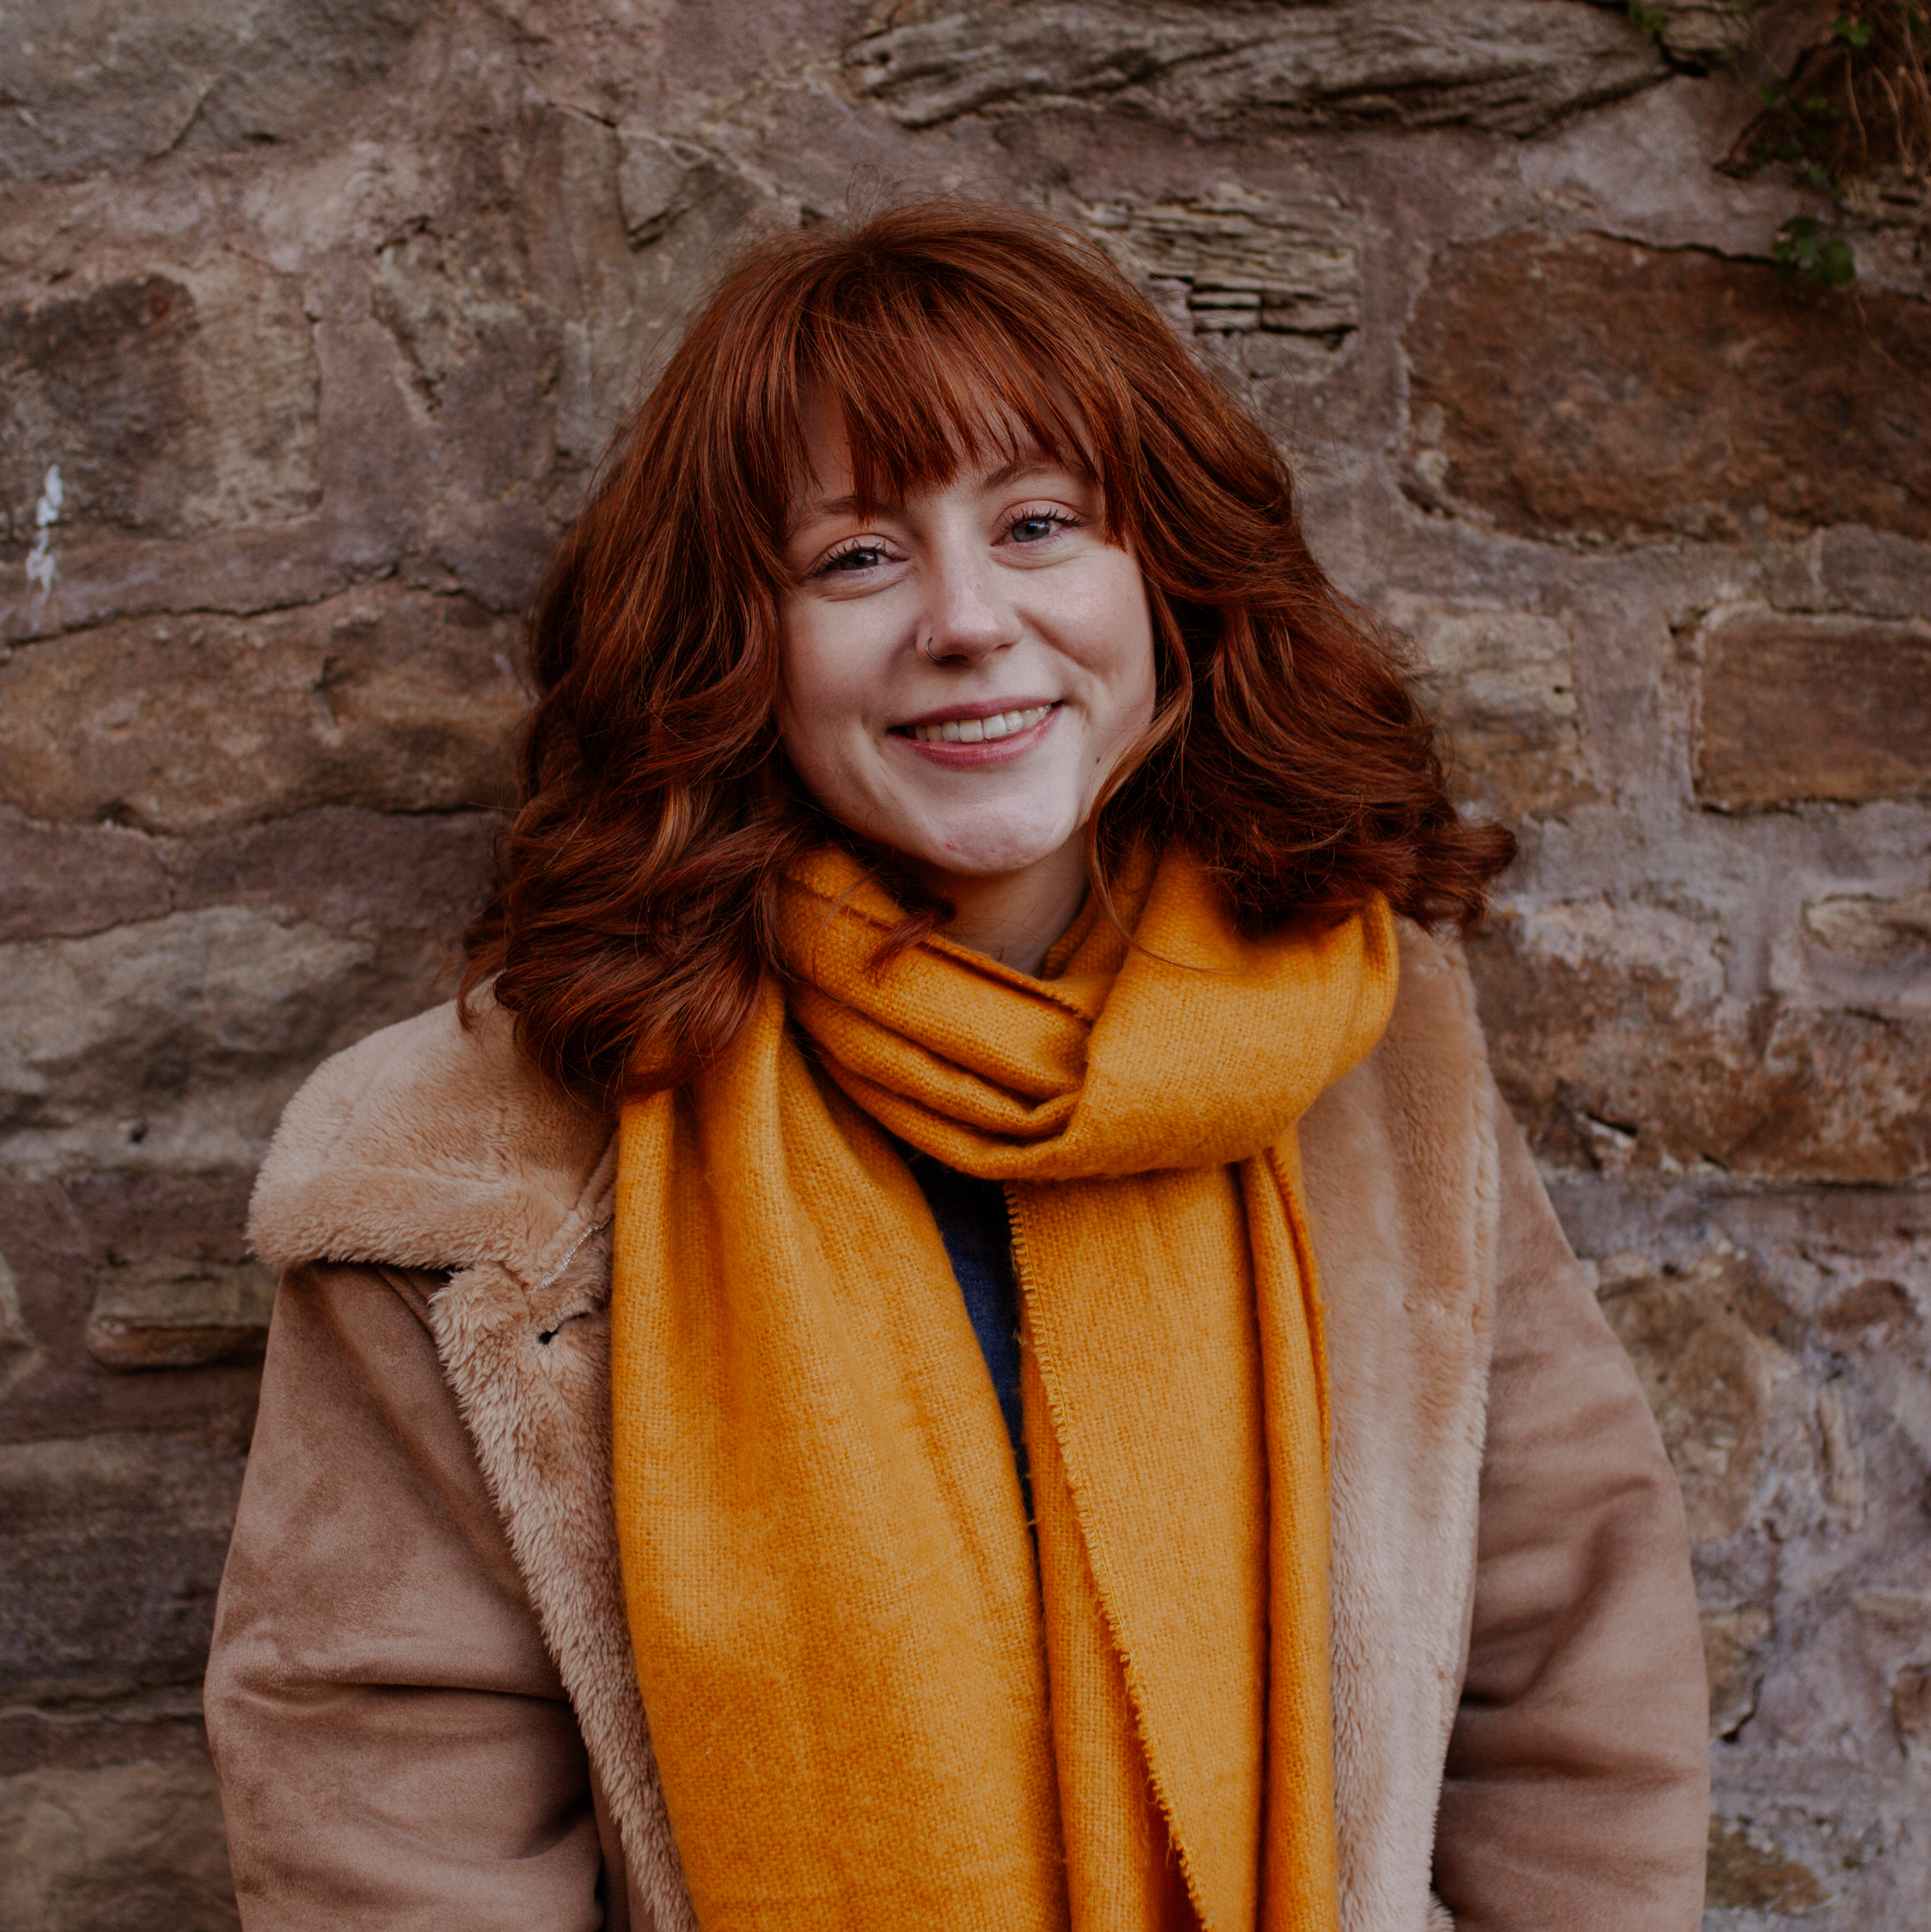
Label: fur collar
xmin=250 ymin=995 xmax=611 ymax=1281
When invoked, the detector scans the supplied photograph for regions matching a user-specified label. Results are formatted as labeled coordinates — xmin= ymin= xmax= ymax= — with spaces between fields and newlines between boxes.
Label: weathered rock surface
xmin=0 ymin=908 xmax=397 ymax=1173
xmin=0 ymin=1252 xmax=39 ymax=1397
xmin=1471 ymin=901 xmax=1931 ymax=1184
xmin=0 ymin=1164 xmax=276 ymax=1454
xmin=0 ymin=258 xmax=321 ymax=553
xmin=1694 ymin=608 xmax=1931 ymax=810
xmin=1805 ymin=886 xmax=1931 ymax=963
xmin=1075 ymin=183 xmax=1359 ymax=344
xmin=1406 ymin=230 xmax=1931 ymax=544
xmin=1595 ymin=1246 xmax=1791 ymax=1544
xmin=1601 ymin=0 xmax=1766 ymax=71
xmin=85 ymin=1259 xmax=276 ymax=1371
xmin=849 ymin=1 xmax=1668 ymax=135
xmin=0 ymin=587 xmax=523 ymax=833
xmin=0 ymin=1755 xmax=237 ymax=1932
xmin=0 ymin=0 xmax=426 ymax=181
xmin=1706 ymin=1816 xmax=1827 ymax=1914
xmin=1383 ymin=596 xmax=1592 ymax=819
xmin=0 ymin=1434 xmax=244 ymax=1703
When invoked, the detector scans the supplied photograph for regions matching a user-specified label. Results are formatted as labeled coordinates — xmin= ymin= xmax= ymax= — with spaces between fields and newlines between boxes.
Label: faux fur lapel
xmin=248 ymin=934 xmax=1500 ymax=1932
xmin=249 ymin=1005 xmax=697 ymax=1931
xmin=1301 ymin=929 xmax=1499 ymax=1932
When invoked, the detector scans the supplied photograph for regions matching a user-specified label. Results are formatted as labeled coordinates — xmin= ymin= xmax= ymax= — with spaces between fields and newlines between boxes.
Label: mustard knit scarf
xmin=610 ymin=846 xmax=1397 ymax=1932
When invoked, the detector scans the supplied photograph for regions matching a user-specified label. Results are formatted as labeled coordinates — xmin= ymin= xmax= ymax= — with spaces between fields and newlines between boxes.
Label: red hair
xmin=462 ymin=202 xmax=1514 ymax=1101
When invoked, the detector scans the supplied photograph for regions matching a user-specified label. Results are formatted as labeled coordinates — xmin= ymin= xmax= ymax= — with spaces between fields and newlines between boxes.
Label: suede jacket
xmin=204 ymin=922 xmax=1710 ymax=1931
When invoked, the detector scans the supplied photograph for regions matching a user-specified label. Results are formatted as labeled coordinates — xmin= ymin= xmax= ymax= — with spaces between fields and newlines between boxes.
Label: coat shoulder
xmin=247 ymin=996 xmax=612 ymax=1276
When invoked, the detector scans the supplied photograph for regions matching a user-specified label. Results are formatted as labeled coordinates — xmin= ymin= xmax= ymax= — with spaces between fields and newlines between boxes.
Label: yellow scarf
xmin=611 ymin=846 xmax=1397 ymax=1932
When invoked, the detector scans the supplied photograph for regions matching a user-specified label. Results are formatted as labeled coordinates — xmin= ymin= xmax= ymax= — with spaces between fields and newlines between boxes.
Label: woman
xmin=206 ymin=203 xmax=1709 ymax=1931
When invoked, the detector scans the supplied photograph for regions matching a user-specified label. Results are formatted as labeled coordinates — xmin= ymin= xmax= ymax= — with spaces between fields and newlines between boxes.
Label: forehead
xmin=791 ymin=392 xmax=1066 ymax=498
xmin=785 ymin=369 xmax=1095 ymax=521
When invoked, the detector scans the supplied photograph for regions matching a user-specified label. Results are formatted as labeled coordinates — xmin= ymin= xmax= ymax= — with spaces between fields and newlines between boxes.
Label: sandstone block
xmin=1694 ymin=609 xmax=1931 ymax=810
xmin=1470 ymin=901 xmax=1931 ymax=1183
xmin=0 ymin=1755 xmax=235 ymax=1932
xmin=1701 ymin=1602 xmax=1774 ymax=1739
xmin=1896 ymin=1663 xmax=1931 ymax=1743
xmin=1706 ymin=1817 xmax=1827 ymax=1914
xmin=85 ymin=1258 xmax=276 ymax=1371
xmin=165 ymin=806 xmax=498 ymax=936
xmin=1617 ymin=0 xmax=1764 ymax=70
xmin=0 ymin=258 xmax=320 ymax=560
xmin=0 ymin=0 xmax=424 ymax=180
xmin=0 ymin=907 xmax=378 ymax=1174
xmin=1075 ymin=184 xmax=1357 ymax=346
xmin=0 ymin=1166 xmax=271 ymax=1452
xmin=1382 ymin=596 xmax=1591 ymax=819
xmin=1594 ymin=1248 xmax=1787 ymax=1544
xmin=0 ymin=1249 xmax=39 ymax=1398
xmin=0 ymin=1433 xmax=244 ymax=1703
xmin=1818 ymin=526 xmax=1931 ymax=622
xmin=0 ymin=814 xmax=171 ymax=942
xmin=1405 ymin=231 xmax=1931 ymax=544
xmin=849 ymin=0 xmax=1666 ymax=135
xmin=1804 ymin=887 xmax=1931 ymax=963
xmin=0 ymin=585 xmax=522 ymax=833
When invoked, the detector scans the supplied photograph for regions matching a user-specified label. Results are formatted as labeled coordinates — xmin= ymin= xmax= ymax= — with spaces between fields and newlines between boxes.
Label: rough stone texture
xmin=3 ymin=0 xmax=1928 ymax=1921
xmin=1077 ymin=183 xmax=1359 ymax=345
xmin=1694 ymin=609 xmax=1931 ymax=811
xmin=849 ymin=1 xmax=1670 ymax=135
xmin=0 ymin=585 xmax=523 ymax=833
xmin=0 ymin=1434 xmax=245 ymax=1704
xmin=1468 ymin=902 xmax=1931 ymax=1184
xmin=0 ymin=258 xmax=321 ymax=553
xmin=1405 ymin=230 xmax=1931 ymax=544
xmin=0 ymin=1756 xmax=238 ymax=1932
xmin=0 ymin=0 xmax=426 ymax=181
xmin=85 ymin=1258 xmax=277 ymax=1371
xmin=1387 ymin=596 xmax=1593 ymax=820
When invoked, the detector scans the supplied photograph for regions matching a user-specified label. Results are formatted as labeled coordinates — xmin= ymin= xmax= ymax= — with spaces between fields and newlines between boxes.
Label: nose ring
xmin=922 ymin=634 xmax=941 ymax=664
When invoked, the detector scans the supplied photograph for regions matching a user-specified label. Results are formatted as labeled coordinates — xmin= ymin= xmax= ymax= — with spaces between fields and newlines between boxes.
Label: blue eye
xmin=822 ymin=544 xmax=885 ymax=574
xmin=1008 ymin=510 xmax=1074 ymax=545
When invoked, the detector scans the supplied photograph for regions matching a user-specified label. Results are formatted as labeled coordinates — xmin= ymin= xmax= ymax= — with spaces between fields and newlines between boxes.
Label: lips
xmin=905 ymin=703 xmax=1054 ymax=744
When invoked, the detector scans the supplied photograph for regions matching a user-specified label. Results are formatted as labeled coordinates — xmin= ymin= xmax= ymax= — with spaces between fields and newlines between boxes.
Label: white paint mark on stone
xmin=24 ymin=464 xmax=63 ymax=597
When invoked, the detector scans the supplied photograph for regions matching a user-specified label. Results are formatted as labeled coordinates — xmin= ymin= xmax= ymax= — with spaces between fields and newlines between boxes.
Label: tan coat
xmin=205 ymin=924 xmax=1710 ymax=1930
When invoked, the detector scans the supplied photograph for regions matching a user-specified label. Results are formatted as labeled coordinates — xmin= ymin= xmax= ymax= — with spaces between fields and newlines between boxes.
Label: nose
xmin=919 ymin=535 xmax=1021 ymax=667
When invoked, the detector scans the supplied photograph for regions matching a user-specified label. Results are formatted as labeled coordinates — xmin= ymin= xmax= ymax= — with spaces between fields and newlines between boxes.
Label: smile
xmin=905 ymin=704 xmax=1054 ymax=744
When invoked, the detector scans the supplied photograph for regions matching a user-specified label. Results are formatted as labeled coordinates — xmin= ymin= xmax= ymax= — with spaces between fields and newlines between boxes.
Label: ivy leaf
xmin=1817 ymin=236 xmax=1858 ymax=285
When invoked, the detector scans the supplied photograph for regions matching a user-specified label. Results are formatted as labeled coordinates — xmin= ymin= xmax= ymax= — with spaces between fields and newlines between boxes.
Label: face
xmin=776 ymin=409 xmax=1157 ymax=905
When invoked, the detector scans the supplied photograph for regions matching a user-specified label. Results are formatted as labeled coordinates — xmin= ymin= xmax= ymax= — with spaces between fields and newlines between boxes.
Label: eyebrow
xmin=786 ymin=459 xmax=1069 ymax=541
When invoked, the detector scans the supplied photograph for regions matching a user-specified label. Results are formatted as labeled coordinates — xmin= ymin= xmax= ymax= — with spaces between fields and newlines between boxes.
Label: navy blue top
xmin=898 ymin=1146 xmax=1029 ymax=1494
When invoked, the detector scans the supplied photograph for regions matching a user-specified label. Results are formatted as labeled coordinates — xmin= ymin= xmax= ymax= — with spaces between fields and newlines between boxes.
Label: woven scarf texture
xmin=610 ymin=845 xmax=1398 ymax=1932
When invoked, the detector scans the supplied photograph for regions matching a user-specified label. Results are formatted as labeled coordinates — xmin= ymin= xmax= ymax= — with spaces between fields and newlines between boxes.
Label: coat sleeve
xmin=204 ymin=1261 xmax=607 ymax=1931
xmin=1432 ymin=1097 xmax=1710 ymax=1930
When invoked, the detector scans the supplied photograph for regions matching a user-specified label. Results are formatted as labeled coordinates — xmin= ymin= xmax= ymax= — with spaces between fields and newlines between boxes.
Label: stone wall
xmin=1 ymin=0 xmax=1926 ymax=1924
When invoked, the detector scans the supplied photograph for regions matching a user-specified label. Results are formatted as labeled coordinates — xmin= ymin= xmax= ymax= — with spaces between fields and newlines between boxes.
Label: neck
xmin=920 ymin=841 xmax=1089 ymax=978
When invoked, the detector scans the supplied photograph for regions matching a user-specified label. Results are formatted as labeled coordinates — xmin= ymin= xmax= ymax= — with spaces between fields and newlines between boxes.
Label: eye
xmin=1005 ymin=507 xmax=1078 ymax=546
xmin=815 ymin=539 xmax=892 ymax=576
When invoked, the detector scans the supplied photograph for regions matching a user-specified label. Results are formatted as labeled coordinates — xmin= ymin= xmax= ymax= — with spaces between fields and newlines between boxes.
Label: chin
xmin=920 ymin=826 xmax=1078 ymax=880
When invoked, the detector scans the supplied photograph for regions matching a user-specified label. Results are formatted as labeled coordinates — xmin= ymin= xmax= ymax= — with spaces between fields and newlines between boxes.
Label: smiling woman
xmin=204 ymin=204 xmax=1711 ymax=1932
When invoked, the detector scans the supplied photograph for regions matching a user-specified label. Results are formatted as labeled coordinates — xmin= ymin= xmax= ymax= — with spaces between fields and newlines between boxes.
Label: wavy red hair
xmin=462 ymin=202 xmax=1515 ymax=1101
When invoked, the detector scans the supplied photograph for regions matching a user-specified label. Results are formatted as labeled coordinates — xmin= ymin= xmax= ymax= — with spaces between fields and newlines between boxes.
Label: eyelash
xmin=811 ymin=506 xmax=1082 ymax=578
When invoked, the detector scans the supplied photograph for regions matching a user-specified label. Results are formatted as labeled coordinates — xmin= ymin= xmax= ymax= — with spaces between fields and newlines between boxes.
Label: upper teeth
xmin=911 ymin=705 xmax=1051 ymax=744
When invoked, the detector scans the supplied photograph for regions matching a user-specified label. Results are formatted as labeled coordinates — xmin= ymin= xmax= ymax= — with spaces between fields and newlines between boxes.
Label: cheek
xmin=777 ymin=620 xmax=867 ymax=792
xmin=1097 ymin=571 xmax=1158 ymax=723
